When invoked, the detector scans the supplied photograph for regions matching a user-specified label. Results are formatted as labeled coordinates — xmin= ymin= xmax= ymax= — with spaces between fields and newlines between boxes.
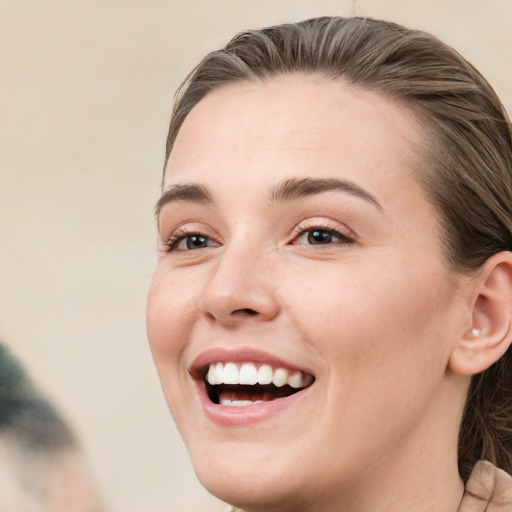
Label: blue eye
xmin=307 ymin=230 xmax=335 ymax=244
xmin=166 ymin=233 xmax=217 ymax=251
xmin=294 ymin=228 xmax=351 ymax=246
xmin=182 ymin=235 xmax=209 ymax=250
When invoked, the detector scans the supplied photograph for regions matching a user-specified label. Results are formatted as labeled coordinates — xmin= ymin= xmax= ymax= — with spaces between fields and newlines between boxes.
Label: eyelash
xmin=164 ymin=227 xmax=217 ymax=252
xmin=163 ymin=222 xmax=354 ymax=253
xmin=290 ymin=223 xmax=355 ymax=247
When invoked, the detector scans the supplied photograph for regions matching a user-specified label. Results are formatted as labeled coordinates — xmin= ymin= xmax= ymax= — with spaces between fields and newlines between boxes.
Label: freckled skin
xmin=147 ymin=75 xmax=470 ymax=512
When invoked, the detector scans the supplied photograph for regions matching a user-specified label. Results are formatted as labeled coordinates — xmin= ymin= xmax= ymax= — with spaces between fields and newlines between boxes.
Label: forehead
xmin=165 ymin=74 xmax=426 ymax=196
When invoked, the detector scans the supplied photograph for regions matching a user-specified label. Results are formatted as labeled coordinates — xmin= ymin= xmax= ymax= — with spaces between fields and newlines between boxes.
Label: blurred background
xmin=1 ymin=0 xmax=511 ymax=511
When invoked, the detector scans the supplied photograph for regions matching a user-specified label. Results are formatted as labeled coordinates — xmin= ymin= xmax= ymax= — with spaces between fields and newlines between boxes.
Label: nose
xmin=198 ymin=243 xmax=280 ymax=325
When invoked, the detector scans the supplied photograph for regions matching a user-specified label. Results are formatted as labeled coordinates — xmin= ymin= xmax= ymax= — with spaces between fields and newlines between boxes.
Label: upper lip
xmin=190 ymin=347 xmax=314 ymax=380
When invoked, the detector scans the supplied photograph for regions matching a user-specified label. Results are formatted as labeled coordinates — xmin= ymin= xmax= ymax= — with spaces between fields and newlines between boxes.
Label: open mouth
xmin=203 ymin=362 xmax=315 ymax=407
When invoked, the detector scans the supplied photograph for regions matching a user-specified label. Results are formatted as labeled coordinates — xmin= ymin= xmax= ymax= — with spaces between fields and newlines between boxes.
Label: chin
xmin=187 ymin=438 xmax=312 ymax=510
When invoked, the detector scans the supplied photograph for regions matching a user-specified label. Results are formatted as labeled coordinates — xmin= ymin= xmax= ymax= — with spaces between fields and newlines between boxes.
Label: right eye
xmin=294 ymin=228 xmax=350 ymax=246
xmin=166 ymin=232 xmax=218 ymax=252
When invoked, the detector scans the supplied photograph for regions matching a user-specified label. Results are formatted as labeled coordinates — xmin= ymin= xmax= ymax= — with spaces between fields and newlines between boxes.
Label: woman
xmin=146 ymin=17 xmax=512 ymax=511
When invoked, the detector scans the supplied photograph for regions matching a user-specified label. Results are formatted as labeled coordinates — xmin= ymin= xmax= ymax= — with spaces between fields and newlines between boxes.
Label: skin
xmin=147 ymin=75 xmax=475 ymax=512
xmin=0 ymin=435 xmax=103 ymax=512
xmin=0 ymin=438 xmax=47 ymax=512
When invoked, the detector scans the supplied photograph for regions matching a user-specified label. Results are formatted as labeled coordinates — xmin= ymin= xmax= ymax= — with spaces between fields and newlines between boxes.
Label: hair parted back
xmin=165 ymin=16 xmax=512 ymax=480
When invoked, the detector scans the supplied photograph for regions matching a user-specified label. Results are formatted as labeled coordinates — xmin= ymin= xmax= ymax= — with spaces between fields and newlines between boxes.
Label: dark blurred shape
xmin=0 ymin=343 xmax=105 ymax=512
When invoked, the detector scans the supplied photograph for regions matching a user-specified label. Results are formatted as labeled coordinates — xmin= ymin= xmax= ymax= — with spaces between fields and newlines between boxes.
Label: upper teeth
xmin=206 ymin=362 xmax=313 ymax=389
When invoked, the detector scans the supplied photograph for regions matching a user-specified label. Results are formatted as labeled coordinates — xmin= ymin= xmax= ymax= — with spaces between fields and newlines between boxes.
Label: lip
xmin=193 ymin=376 xmax=313 ymax=426
xmin=191 ymin=347 xmax=313 ymax=375
xmin=190 ymin=347 xmax=315 ymax=426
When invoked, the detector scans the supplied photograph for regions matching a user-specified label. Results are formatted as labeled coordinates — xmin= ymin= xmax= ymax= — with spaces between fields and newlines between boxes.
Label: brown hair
xmin=164 ymin=16 xmax=512 ymax=480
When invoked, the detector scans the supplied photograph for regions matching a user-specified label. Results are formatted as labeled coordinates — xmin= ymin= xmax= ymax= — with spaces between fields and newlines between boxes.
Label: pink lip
xmin=193 ymin=377 xmax=313 ymax=426
xmin=191 ymin=347 xmax=312 ymax=374
xmin=190 ymin=347 xmax=315 ymax=426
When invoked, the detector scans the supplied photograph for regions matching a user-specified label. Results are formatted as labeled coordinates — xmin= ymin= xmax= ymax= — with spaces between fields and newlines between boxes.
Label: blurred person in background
xmin=0 ymin=343 xmax=104 ymax=512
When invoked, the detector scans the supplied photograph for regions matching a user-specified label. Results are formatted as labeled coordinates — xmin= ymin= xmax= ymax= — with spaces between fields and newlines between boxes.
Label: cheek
xmin=283 ymin=259 xmax=452 ymax=379
xmin=281 ymin=264 xmax=456 ymax=462
xmin=146 ymin=269 xmax=199 ymax=375
xmin=146 ymin=272 xmax=202 ymax=426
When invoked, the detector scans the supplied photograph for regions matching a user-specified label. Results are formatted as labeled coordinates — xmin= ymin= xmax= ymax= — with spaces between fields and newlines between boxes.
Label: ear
xmin=449 ymin=251 xmax=512 ymax=376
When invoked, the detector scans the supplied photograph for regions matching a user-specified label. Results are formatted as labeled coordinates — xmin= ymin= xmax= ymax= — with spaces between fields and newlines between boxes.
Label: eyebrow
xmin=270 ymin=177 xmax=383 ymax=211
xmin=155 ymin=183 xmax=213 ymax=216
xmin=155 ymin=176 xmax=383 ymax=217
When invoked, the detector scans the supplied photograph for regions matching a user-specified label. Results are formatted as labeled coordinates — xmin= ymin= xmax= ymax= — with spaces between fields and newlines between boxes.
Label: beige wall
xmin=1 ymin=1 xmax=510 ymax=511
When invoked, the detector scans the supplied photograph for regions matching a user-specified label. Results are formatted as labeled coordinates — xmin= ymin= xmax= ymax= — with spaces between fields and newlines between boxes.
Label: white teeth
xmin=272 ymin=368 xmax=289 ymax=387
xmin=239 ymin=363 xmax=258 ymax=385
xmin=215 ymin=362 xmax=224 ymax=385
xmin=287 ymin=371 xmax=304 ymax=389
xmin=223 ymin=362 xmax=239 ymax=385
xmin=207 ymin=365 xmax=216 ymax=385
xmin=219 ymin=398 xmax=264 ymax=407
xmin=205 ymin=362 xmax=313 ymax=388
xmin=257 ymin=364 xmax=273 ymax=385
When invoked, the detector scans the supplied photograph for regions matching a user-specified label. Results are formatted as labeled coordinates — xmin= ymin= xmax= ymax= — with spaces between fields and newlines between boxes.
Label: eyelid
xmin=289 ymin=218 xmax=356 ymax=244
xmin=161 ymin=224 xmax=220 ymax=252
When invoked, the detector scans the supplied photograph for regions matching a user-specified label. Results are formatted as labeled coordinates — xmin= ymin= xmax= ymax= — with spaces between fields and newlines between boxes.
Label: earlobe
xmin=448 ymin=252 xmax=512 ymax=376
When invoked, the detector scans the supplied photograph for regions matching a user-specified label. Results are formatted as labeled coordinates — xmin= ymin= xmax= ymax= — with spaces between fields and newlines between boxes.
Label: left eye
xmin=294 ymin=228 xmax=350 ymax=245
xmin=168 ymin=234 xmax=217 ymax=251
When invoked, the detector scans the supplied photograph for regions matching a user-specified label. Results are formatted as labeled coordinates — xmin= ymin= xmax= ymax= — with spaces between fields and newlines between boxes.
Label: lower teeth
xmin=209 ymin=383 xmax=305 ymax=406
xmin=219 ymin=399 xmax=265 ymax=407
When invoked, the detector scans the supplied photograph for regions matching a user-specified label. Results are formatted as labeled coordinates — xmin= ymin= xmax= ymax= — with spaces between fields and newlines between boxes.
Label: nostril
xmin=232 ymin=308 xmax=258 ymax=316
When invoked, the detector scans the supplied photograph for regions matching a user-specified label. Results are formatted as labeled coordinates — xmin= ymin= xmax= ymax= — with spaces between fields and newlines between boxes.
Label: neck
xmin=235 ymin=448 xmax=464 ymax=512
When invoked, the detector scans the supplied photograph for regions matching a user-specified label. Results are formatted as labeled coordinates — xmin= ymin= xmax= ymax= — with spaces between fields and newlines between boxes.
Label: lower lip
xmin=195 ymin=380 xmax=312 ymax=426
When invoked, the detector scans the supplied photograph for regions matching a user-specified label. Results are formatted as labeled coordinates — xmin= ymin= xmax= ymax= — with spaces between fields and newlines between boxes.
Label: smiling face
xmin=147 ymin=75 xmax=471 ymax=511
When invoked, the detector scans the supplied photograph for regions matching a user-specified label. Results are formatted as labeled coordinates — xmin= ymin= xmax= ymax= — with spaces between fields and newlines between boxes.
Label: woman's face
xmin=147 ymin=75 xmax=469 ymax=510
